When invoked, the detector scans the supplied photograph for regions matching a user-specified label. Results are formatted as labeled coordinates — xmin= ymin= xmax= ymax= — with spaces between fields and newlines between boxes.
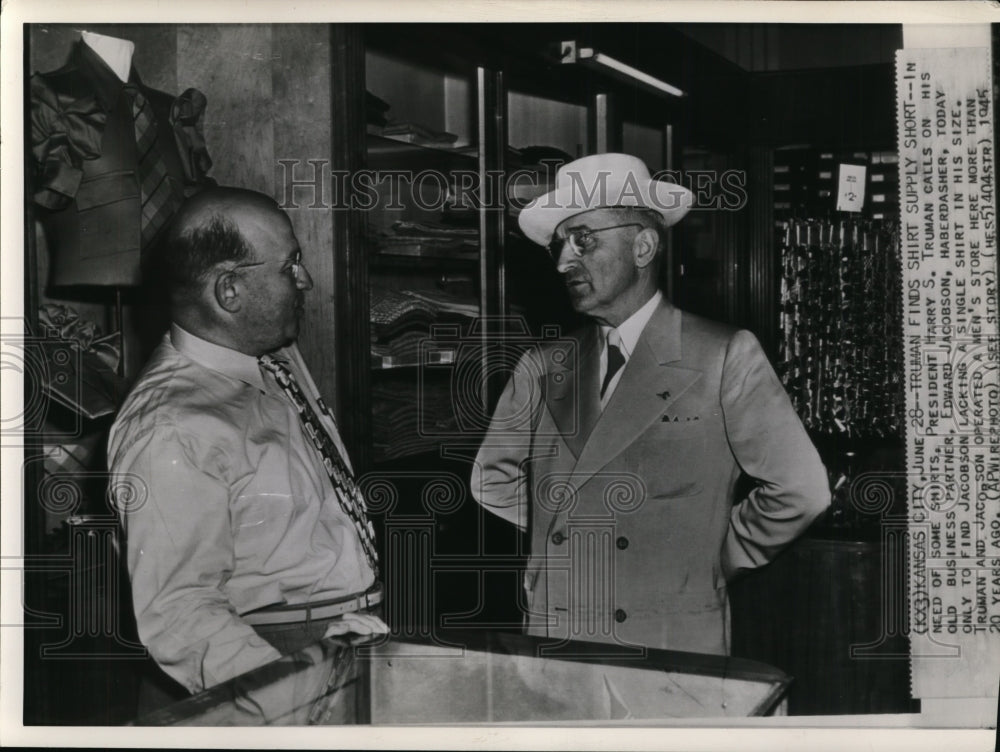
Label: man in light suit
xmin=472 ymin=153 xmax=830 ymax=656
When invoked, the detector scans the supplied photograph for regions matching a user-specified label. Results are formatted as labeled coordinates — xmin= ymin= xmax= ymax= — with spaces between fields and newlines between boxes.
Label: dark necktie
xmin=125 ymin=85 xmax=184 ymax=248
xmin=259 ymin=354 xmax=380 ymax=579
xmin=601 ymin=329 xmax=626 ymax=399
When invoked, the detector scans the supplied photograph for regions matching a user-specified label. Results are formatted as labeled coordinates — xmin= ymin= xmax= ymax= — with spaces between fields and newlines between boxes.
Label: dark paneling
xmin=730 ymin=536 xmax=917 ymax=716
xmin=745 ymin=145 xmax=777 ymax=357
xmin=330 ymin=24 xmax=371 ymax=471
xmin=750 ymin=64 xmax=896 ymax=149
xmin=674 ymin=23 xmax=902 ymax=74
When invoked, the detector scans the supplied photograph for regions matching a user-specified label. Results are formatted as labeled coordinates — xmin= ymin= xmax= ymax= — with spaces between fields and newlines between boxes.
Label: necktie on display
xmin=125 ymin=85 xmax=184 ymax=248
xmin=601 ymin=329 xmax=626 ymax=399
xmin=259 ymin=354 xmax=380 ymax=579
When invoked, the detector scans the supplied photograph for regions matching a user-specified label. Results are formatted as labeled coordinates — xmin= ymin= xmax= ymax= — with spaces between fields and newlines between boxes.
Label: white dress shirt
xmin=107 ymin=325 xmax=374 ymax=693
xmin=599 ymin=290 xmax=663 ymax=408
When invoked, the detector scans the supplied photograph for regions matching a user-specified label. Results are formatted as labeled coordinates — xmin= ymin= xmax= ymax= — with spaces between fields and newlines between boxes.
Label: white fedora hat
xmin=518 ymin=153 xmax=693 ymax=246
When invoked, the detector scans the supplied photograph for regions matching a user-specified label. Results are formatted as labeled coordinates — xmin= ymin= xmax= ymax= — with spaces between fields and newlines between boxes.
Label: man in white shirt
xmin=472 ymin=154 xmax=830 ymax=655
xmin=108 ymin=187 xmax=386 ymax=707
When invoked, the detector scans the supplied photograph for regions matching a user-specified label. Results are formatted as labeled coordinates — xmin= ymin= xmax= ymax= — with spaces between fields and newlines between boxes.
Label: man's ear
xmin=214 ymin=270 xmax=242 ymax=313
xmin=633 ymin=228 xmax=659 ymax=269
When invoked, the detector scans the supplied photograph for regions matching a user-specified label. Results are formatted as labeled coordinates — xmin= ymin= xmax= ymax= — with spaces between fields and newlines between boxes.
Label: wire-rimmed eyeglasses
xmin=232 ymin=249 xmax=308 ymax=282
xmin=546 ymin=223 xmax=643 ymax=264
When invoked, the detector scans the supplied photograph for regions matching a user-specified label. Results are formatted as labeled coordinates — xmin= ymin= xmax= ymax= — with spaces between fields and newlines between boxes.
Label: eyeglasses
xmin=233 ymin=250 xmax=307 ymax=281
xmin=547 ymin=223 xmax=643 ymax=264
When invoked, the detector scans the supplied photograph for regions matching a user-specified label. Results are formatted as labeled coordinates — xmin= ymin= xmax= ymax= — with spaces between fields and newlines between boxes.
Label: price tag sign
xmin=835 ymin=163 xmax=867 ymax=212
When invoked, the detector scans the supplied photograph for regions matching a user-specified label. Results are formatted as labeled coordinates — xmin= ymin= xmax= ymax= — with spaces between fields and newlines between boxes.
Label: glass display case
xmin=133 ymin=631 xmax=790 ymax=725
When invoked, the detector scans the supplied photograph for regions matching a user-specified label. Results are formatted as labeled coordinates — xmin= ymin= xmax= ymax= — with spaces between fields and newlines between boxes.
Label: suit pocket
xmin=649 ymin=417 xmax=707 ymax=438
xmin=648 ymin=481 xmax=703 ymax=499
xmin=626 ymin=421 xmax=706 ymax=499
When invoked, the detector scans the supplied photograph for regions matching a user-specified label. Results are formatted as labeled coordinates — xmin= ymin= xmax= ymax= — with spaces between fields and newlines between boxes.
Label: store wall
xmin=28 ymin=24 xmax=339 ymax=404
xmin=507 ymin=90 xmax=587 ymax=158
xmin=623 ymin=122 xmax=665 ymax=171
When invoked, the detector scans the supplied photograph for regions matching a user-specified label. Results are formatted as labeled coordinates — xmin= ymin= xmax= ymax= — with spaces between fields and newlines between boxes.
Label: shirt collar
xmin=75 ymin=39 xmax=142 ymax=112
xmin=600 ymin=290 xmax=663 ymax=359
xmin=169 ymin=323 xmax=266 ymax=392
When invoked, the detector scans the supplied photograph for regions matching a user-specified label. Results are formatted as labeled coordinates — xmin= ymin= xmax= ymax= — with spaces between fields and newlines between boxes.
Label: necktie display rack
xmin=777 ymin=217 xmax=906 ymax=535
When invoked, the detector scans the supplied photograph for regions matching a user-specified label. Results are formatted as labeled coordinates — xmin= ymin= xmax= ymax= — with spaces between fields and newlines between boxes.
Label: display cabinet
xmin=345 ymin=23 xmax=741 ymax=473
xmin=363 ymin=48 xmax=507 ymax=464
xmin=134 ymin=631 xmax=791 ymax=725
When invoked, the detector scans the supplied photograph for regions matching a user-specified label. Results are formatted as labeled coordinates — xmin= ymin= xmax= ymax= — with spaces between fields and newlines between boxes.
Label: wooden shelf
xmin=368 ymin=252 xmax=479 ymax=272
xmin=367 ymin=134 xmax=478 ymax=173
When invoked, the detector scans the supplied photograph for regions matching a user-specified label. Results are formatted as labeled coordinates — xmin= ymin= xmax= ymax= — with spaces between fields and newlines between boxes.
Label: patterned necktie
xmin=125 ymin=85 xmax=184 ymax=248
xmin=601 ymin=329 xmax=626 ymax=399
xmin=259 ymin=354 xmax=380 ymax=579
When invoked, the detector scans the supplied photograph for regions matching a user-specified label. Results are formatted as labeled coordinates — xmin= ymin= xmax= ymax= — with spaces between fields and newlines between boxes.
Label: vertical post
xmin=746 ymin=146 xmax=777 ymax=357
xmin=477 ymin=66 xmax=506 ymax=413
xmin=23 ymin=22 xmax=48 ymax=723
xmin=329 ymin=24 xmax=371 ymax=472
xmin=588 ymin=92 xmax=620 ymax=154
xmin=23 ymin=23 xmax=44 ymax=555
xmin=720 ymin=150 xmax=742 ymax=327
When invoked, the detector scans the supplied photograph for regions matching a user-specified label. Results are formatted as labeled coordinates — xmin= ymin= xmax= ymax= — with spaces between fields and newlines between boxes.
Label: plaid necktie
xmin=259 ymin=354 xmax=380 ymax=579
xmin=125 ymin=85 xmax=184 ymax=248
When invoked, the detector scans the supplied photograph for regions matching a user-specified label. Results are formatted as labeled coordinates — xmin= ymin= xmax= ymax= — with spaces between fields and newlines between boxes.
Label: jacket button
xmin=616 ymin=536 xmax=629 ymax=550
xmin=615 ymin=608 xmax=627 ymax=623
xmin=551 ymin=532 xmax=565 ymax=545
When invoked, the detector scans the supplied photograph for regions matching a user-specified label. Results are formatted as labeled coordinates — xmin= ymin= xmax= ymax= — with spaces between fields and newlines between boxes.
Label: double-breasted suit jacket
xmin=472 ymin=299 xmax=830 ymax=655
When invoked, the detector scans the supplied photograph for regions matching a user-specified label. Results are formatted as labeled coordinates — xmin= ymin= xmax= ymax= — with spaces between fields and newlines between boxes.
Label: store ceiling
xmin=671 ymin=23 xmax=904 ymax=73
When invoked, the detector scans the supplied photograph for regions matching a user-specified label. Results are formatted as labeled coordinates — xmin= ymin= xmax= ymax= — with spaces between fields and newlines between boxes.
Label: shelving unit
xmin=364 ymin=47 xmax=501 ymax=464
xmin=352 ymin=24 xmax=747 ymax=470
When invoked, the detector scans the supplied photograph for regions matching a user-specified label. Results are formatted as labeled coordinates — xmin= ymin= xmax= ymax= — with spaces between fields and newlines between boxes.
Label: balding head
xmin=148 ymin=187 xmax=308 ymax=355
xmin=146 ymin=187 xmax=287 ymax=311
xmin=151 ymin=187 xmax=283 ymax=304
xmin=168 ymin=187 xmax=281 ymax=244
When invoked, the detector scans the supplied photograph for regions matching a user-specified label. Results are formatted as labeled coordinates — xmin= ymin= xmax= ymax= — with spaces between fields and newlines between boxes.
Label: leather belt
xmin=242 ymin=583 xmax=383 ymax=627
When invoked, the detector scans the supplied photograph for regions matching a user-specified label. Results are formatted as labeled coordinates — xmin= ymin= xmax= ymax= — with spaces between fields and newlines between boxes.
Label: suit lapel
xmin=545 ymin=325 xmax=601 ymax=459
xmin=570 ymin=301 xmax=702 ymax=484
